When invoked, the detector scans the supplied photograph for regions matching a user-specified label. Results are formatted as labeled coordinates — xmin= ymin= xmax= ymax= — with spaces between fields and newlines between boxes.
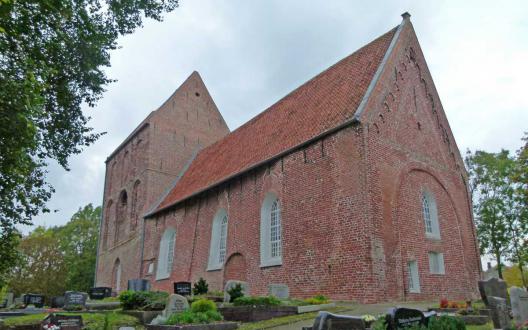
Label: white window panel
xmin=207 ymin=209 xmax=228 ymax=270
xmin=428 ymin=252 xmax=445 ymax=274
xmin=260 ymin=193 xmax=283 ymax=267
xmin=408 ymin=260 xmax=420 ymax=293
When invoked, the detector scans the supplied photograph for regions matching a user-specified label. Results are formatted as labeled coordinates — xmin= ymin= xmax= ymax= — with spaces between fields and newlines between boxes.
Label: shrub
xmin=227 ymin=284 xmax=244 ymax=303
xmin=165 ymin=310 xmax=223 ymax=325
xmin=304 ymin=294 xmax=329 ymax=305
xmin=428 ymin=315 xmax=465 ymax=330
xmin=191 ymin=299 xmax=217 ymax=313
xmin=233 ymin=296 xmax=281 ymax=306
xmin=193 ymin=277 xmax=209 ymax=295
xmin=64 ymin=304 xmax=83 ymax=311
xmin=118 ymin=291 xmax=169 ymax=310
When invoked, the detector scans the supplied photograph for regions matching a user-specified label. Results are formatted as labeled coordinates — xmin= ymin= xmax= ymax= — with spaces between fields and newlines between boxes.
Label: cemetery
xmin=1 ymin=277 xmax=527 ymax=329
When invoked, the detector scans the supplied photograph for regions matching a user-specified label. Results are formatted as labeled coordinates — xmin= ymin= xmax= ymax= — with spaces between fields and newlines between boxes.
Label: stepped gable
xmin=152 ymin=26 xmax=397 ymax=214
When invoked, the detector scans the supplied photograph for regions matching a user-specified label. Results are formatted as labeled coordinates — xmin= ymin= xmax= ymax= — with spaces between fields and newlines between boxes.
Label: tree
xmin=0 ymin=229 xmax=20 ymax=288
xmin=8 ymin=227 xmax=68 ymax=298
xmin=466 ymin=149 xmax=528 ymax=282
xmin=55 ymin=204 xmax=101 ymax=292
xmin=0 ymin=0 xmax=179 ymax=233
xmin=466 ymin=150 xmax=517 ymax=279
xmin=7 ymin=204 xmax=100 ymax=296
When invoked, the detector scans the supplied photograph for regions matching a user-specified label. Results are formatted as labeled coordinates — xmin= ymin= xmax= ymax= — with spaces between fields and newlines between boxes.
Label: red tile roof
xmin=153 ymin=27 xmax=397 ymax=214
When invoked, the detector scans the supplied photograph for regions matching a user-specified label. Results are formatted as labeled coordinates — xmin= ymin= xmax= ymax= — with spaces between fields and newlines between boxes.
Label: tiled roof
xmin=153 ymin=27 xmax=397 ymax=214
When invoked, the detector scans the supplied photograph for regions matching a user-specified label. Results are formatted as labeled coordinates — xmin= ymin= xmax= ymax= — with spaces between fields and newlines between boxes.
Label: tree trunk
xmin=496 ymin=251 xmax=503 ymax=279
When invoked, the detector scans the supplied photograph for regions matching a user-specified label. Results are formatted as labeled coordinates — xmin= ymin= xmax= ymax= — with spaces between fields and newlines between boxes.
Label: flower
xmin=362 ymin=314 xmax=376 ymax=322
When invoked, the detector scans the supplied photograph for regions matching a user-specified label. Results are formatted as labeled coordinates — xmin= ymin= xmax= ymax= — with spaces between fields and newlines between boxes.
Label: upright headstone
xmin=64 ymin=291 xmax=88 ymax=309
xmin=164 ymin=294 xmax=189 ymax=316
xmin=488 ymin=296 xmax=510 ymax=329
xmin=311 ymin=311 xmax=366 ymax=330
xmin=223 ymin=280 xmax=249 ymax=303
xmin=51 ymin=296 xmax=65 ymax=308
xmin=5 ymin=292 xmax=14 ymax=307
xmin=14 ymin=295 xmax=23 ymax=306
xmin=23 ymin=294 xmax=45 ymax=308
xmin=269 ymin=284 xmax=289 ymax=299
xmin=478 ymin=278 xmax=508 ymax=305
xmin=510 ymin=286 xmax=528 ymax=326
xmin=42 ymin=313 xmax=83 ymax=330
xmin=88 ymin=287 xmax=112 ymax=300
xmin=127 ymin=279 xmax=150 ymax=291
xmin=387 ymin=307 xmax=429 ymax=329
xmin=174 ymin=282 xmax=192 ymax=296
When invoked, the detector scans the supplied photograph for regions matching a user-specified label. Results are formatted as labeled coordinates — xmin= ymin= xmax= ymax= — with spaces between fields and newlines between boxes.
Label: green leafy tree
xmin=466 ymin=150 xmax=517 ymax=279
xmin=0 ymin=0 xmax=179 ymax=235
xmin=8 ymin=227 xmax=68 ymax=298
xmin=55 ymin=204 xmax=101 ymax=292
xmin=0 ymin=229 xmax=21 ymax=288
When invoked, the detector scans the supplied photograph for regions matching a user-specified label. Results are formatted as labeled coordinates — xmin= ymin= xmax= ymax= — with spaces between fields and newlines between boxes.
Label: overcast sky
xmin=30 ymin=0 xmax=527 ymax=232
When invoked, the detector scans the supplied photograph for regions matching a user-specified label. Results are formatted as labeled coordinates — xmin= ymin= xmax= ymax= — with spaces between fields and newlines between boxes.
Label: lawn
xmin=2 ymin=311 xmax=143 ymax=329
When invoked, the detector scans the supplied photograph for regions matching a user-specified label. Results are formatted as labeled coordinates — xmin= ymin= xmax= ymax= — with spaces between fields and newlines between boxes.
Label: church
xmin=95 ymin=14 xmax=481 ymax=303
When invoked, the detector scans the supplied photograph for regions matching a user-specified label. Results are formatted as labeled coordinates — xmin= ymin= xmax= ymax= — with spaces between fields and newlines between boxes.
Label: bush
xmin=165 ymin=310 xmax=223 ymax=325
xmin=193 ymin=277 xmax=209 ymax=295
xmin=118 ymin=291 xmax=169 ymax=310
xmin=428 ymin=315 xmax=465 ymax=330
xmin=191 ymin=299 xmax=217 ymax=313
xmin=304 ymin=294 xmax=329 ymax=305
xmin=64 ymin=304 xmax=83 ymax=311
xmin=233 ymin=296 xmax=281 ymax=306
xmin=227 ymin=283 xmax=244 ymax=303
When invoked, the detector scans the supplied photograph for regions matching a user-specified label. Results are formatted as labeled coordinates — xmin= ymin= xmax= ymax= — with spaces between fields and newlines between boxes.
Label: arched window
xmin=113 ymin=259 xmax=122 ymax=292
xmin=207 ymin=209 xmax=228 ymax=270
xmin=115 ymin=190 xmax=127 ymax=243
xmin=156 ymin=228 xmax=176 ymax=280
xmin=422 ymin=190 xmax=440 ymax=239
xmin=260 ymin=193 xmax=282 ymax=267
xmin=102 ymin=199 xmax=113 ymax=250
xmin=130 ymin=180 xmax=141 ymax=231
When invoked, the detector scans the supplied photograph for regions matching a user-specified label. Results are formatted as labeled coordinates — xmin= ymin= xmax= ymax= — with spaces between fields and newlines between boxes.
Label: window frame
xmin=156 ymin=228 xmax=176 ymax=280
xmin=428 ymin=251 xmax=445 ymax=275
xmin=407 ymin=260 xmax=421 ymax=293
xmin=421 ymin=190 xmax=440 ymax=239
xmin=260 ymin=193 xmax=283 ymax=268
xmin=207 ymin=209 xmax=228 ymax=271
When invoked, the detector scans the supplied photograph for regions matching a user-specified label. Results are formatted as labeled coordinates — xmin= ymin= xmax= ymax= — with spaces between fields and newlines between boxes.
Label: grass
xmin=3 ymin=311 xmax=143 ymax=329
xmin=467 ymin=323 xmax=493 ymax=330
xmin=238 ymin=306 xmax=350 ymax=330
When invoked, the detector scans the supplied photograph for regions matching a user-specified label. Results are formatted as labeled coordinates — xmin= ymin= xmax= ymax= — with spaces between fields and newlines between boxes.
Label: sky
xmin=30 ymin=0 xmax=528 ymax=235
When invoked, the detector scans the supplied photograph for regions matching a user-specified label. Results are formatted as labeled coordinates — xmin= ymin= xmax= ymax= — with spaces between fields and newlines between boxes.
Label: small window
xmin=260 ymin=193 xmax=282 ymax=267
xmin=422 ymin=191 xmax=440 ymax=239
xmin=408 ymin=260 xmax=420 ymax=293
xmin=207 ymin=209 xmax=228 ymax=270
xmin=428 ymin=252 xmax=445 ymax=274
xmin=156 ymin=228 xmax=176 ymax=280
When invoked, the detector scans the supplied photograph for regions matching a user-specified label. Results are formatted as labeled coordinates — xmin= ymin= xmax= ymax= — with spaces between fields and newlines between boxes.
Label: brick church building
xmin=95 ymin=14 xmax=481 ymax=303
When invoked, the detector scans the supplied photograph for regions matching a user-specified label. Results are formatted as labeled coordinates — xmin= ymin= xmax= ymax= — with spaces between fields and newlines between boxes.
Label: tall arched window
xmin=130 ymin=180 xmax=141 ymax=231
xmin=422 ymin=190 xmax=440 ymax=239
xmin=113 ymin=259 xmax=122 ymax=292
xmin=156 ymin=228 xmax=176 ymax=280
xmin=103 ymin=199 xmax=113 ymax=250
xmin=260 ymin=192 xmax=282 ymax=267
xmin=115 ymin=190 xmax=127 ymax=244
xmin=207 ymin=209 xmax=228 ymax=270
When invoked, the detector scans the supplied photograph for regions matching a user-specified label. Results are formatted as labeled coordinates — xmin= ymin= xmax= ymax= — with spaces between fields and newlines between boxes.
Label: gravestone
xmin=0 ymin=298 xmax=6 ymax=309
xmin=269 ymin=284 xmax=289 ymax=299
xmin=51 ymin=296 xmax=65 ymax=308
xmin=5 ymin=292 xmax=14 ymax=307
xmin=174 ymin=282 xmax=192 ymax=296
xmin=89 ymin=287 xmax=112 ymax=300
xmin=510 ymin=286 xmax=528 ymax=326
xmin=42 ymin=313 xmax=83 ymax=330
xmin=310 ymin=311 xmax=366 ymax=330
xmin=223 ymin=280 xmax=249 ymax=303
xmin=164 ymin=294 xmax=189 ymax=316
xmin=478 ymin=278 xmax=508 ymax=305
xmin=387 ymin=307 xmax=431 ymax=329
xmin=14 ymin=296 xmax=23 ymax=305
xmin=128 ymin=279 xmax=150 ymax=291
xmin=488 ymin=296 xmax=510 ymax=329
xmin=23 ymin=293 xmax=45 ymax=308
xmin=64 ymin=291 xmax=88 ymax=309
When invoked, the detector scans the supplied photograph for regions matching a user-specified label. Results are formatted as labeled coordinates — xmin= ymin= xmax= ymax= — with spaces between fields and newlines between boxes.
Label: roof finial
xmin=401 ymin=12 xmax=411 ymax=20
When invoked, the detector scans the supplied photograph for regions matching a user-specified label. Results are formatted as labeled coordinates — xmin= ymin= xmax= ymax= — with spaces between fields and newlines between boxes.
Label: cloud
xmin=28 ymin=0 xmax=528 ymax=232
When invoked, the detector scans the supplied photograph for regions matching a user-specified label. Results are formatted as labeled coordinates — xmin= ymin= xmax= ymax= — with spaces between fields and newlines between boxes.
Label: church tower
xmin=95 ymin=72 xmax=230 ymax=292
